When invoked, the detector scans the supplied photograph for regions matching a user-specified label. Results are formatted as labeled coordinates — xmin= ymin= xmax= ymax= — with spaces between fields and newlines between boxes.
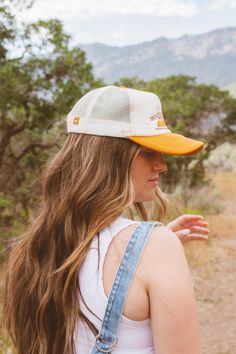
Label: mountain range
xmin=79 ymin=27 xmax=236 ymax=95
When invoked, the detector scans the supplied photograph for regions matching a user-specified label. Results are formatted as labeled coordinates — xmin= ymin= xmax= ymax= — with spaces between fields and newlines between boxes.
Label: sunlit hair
xmin=2 ymin=133 xmax=167 ymax=354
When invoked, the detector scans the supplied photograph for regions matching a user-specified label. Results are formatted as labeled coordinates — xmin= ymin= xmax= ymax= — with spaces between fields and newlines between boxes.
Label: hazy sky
xmin=21 ymin=0 xmax=236 ymax=46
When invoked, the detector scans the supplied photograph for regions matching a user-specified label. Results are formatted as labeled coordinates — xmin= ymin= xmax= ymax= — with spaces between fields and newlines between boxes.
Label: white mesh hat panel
xmin=66 ymin=89 xmax=101 ymax=132
xmin=71 ymin=90 xmax=94 ymax=117
xmin=90 ymin=86 xmax=131 ymax=123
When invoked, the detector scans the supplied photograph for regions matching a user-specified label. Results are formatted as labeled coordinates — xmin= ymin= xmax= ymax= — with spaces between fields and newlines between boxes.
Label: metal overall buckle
xmin=95 ymin=334 xmax=118 ymax=353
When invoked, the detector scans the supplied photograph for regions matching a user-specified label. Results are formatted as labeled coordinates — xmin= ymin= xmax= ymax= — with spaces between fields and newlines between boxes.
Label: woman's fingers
xmin=177 ymin=214 xmax=203 ymax=227
xmin=185 ymin=233 xmax=209 ymax=242
xmin=189 ymin=226 xmax=210 ymax=234
xmin=168 ymin=215 xmax=208 ymax=231
xmin=184 ymin=220 xmax=209 ymax=228
xmin=176 ymin=228 xmax=209 ymax=244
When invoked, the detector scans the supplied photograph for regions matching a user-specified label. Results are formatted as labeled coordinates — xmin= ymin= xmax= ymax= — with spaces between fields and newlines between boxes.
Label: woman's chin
xmin=134 ymin=193 xmax=156 ymax=203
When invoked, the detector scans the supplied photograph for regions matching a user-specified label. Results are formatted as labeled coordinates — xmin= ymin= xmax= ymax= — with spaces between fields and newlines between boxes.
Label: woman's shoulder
xmin=143 ymin=224 xmax=188 ymax=272
xmin=106 ymin=218 xmax=185 ymax=267
xmin=146 ymin=224 xmax=183 ymax=255
xmin=108 ymin=220 xmax=185 ymax=276
xmin=136 ymin=224 xmax=191 ymax=292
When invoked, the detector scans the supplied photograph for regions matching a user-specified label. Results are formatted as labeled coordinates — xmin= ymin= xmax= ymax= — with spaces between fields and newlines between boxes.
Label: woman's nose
xmin=153 ymin=156 xmax=167 ymax=173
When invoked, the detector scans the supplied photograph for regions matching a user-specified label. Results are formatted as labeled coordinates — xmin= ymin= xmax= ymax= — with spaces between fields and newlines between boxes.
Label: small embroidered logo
xmin=150 ymin=112 xmax=167 ymax=128
xmin=73 ymin=116 xmax=80 ymax=125
xmin=157 ymin=115 xmax=166 ymax=128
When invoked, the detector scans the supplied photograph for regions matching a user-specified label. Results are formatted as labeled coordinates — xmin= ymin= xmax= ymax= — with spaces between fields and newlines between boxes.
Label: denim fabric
xmin=91 ymin=221 xmax=161 ymax=353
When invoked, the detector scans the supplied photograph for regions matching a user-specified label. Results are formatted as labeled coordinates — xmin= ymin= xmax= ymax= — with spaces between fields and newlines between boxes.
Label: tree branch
xmin=16 ymin=142 xmax=58 ymax=161
xmin=6 ymin=122 xmax=26 ymax=138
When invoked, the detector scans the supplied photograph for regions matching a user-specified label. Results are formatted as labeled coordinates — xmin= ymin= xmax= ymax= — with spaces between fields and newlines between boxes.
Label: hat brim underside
xmin=128 ymin=133 xmax=204 ymax=156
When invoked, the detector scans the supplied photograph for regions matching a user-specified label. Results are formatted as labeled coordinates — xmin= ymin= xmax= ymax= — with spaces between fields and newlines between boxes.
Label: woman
xmin=3 ymin=86 xmax=209 ymax=354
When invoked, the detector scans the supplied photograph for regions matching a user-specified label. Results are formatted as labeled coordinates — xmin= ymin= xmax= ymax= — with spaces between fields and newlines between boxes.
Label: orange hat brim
xmin=128 ymin=133 xmax=204 ymax=156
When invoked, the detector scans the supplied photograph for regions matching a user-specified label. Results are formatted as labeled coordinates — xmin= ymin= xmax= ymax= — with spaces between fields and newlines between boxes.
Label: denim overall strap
xmin=91 ymin=221 xmax=161 ymax=353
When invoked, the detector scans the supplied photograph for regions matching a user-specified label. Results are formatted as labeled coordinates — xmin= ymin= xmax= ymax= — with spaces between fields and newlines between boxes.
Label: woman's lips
xmin=148 ymin=178 xmax=159 ymax=186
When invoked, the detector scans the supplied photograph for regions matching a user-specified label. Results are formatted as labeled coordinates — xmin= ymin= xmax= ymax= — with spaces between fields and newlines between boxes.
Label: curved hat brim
xmin=128 ymin=133 xmax=204 ymax=156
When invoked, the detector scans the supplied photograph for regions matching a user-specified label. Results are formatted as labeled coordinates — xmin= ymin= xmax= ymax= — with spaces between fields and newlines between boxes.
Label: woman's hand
xmin=167 ymin=214 xmax=210 ymax=244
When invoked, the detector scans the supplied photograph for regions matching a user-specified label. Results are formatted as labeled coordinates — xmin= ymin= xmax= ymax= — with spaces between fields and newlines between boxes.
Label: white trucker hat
xmin=67 ymin=85 xmax=204 ymax=156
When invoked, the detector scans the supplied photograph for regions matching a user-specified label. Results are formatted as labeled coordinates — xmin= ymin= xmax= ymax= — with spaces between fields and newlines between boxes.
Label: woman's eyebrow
xmin=141 ymin=149 xmax=158 ymax=154
xmin=141 ymin=148 xmax=154 ymax=152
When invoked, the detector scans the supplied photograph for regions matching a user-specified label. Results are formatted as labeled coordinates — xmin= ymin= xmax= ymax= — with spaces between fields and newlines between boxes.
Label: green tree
xmin=114 ymin=76 xmax=146 ymax=90
xmin=0 ymin=0 xmax=103 ymax=227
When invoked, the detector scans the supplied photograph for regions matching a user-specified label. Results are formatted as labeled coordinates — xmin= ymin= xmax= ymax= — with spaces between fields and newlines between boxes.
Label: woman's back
xmin=74 ymin=216 xmax=200 ymax=354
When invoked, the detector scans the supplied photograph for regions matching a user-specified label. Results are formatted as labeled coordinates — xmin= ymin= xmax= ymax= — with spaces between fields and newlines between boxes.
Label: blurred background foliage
xmin=0 ymin=0 xmax=236 ymax=261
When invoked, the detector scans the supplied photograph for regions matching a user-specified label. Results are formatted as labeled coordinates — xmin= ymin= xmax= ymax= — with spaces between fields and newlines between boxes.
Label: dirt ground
xmin=186 ymin=172 xmax=236 ymax=354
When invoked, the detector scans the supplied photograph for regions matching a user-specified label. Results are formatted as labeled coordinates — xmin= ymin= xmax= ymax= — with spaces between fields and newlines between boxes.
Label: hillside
xmin=79 ymin=27 xmax=236 ymax=89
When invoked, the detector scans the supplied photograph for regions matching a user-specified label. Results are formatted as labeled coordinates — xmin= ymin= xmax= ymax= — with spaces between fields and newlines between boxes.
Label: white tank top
xmin=74 ymin=216 xmax=155 ymax=353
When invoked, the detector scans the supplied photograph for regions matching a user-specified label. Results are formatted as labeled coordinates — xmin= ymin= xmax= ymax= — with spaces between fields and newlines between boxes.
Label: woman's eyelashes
xmin=141 ymin=151 xmax=158 ymax=158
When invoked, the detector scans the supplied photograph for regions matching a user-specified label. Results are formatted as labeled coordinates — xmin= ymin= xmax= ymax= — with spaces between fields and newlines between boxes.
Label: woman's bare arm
xmin=144 ymin=226 xmax=201 ymax=354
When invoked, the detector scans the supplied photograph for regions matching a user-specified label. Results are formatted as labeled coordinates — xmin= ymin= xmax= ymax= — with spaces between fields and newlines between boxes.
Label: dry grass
xmin=184 ymin=171 xmax=236 ymax=270
xmin=212 ymin=171 xmax=236 ymax=200
xmin=207 ymin=213 xmax=236 ymax=239
xmin=205 ymin=172 xmax=236 ymax=241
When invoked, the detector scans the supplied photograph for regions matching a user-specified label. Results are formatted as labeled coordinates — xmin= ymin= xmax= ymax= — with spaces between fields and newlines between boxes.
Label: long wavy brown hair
xmin=2 ymin=133 xmax=167 ymax=354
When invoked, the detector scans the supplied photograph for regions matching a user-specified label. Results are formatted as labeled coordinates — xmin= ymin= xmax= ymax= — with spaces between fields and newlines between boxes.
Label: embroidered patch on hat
xmin=156 ymin=115 xmax=166 ymax=128
xmin=73 ymin=116 xmax=80 ymax=125
xmin=150 ymin=113 xmax=167 ymax=128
